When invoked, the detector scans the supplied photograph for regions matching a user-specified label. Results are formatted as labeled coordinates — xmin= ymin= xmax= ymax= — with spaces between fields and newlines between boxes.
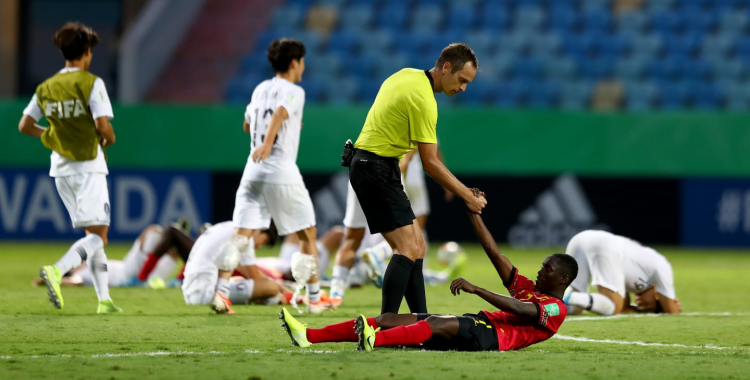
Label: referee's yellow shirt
xmin=354 ymin=68 xmax=438 ymax=159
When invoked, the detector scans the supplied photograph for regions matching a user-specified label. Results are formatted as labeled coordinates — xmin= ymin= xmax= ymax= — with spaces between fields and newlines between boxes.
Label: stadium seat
xmin=657 ymin=80 xmax=691 ymax=110
xmin=412 ymin=4 xmax=444 ymax=32
xmin=628 ymin=32 xmax=663 ymax=57
xmin=650 ymin=11 xmax=684 ymax=36
xmin=614 ymin=55 xmax=647 ymax=81
xmin=498 ymin=30 xmax=534 ymax=55
xmin=701 ymin=33 xmax=735 ymax=60
xmin=718 ymin=11 xmax=748 ymax=34
xmin=512 ymin=56 xmax=543 ymax=80
xmin=558 ymin=80 xmax=592 ymax=110
xmin=377 ymin=3 xmax=409 ymax=32
xmin=447 ymin=4 xmax=477 ymax=30
xmin=305 ymin=53 xmax=343 ymax=78
xmin=339 ymin=4 xmax=375 ymax=31
xmin=548 ymin=4 xmax=579 ymax=32
xmin=456 ymin=80 xmax=495 ymax=106
xmin=480 ymin=3 xmax=510 ymax=31
xmin=578 ymin=57 xmax=615 ymax=81
xmin=514 ymin=5 xmax=545 ymax=31
xmin=693 ymin=83 xmax=724 ymax=110
xmin=711 ymin=58 xmax=745 ymax=82
xmin=527 ymin=81 xmax=559 ymax=109
xmin=544 ymin=56 xmax=576 ymax=80
xmin=270 ymin=6 xmax=305 ymax=30
xmin=225 ymin=74 xmax=262 ymax=105
xmin=326 ymin=77 xmax=359 ymax=105
xmin=327 ymin=31 xmax=361 ymax=56
xmin=663 ymin=32 xmax=702 ymax=57
xmin=645 ymin=0 xmax=678 ymax=12
xmin=582 ymin=8 xmax=612 ymax=32
xmin=530 ymin=33 xmax=561 ymax=56
xmin=580 ymin=0 xmax=611 ymax=11
xmin=615 ymin=11 xmax=648 ymax=33
xmin=483 ymin=53 xmax=514 ymax=79
xmin=465 ymin=31 xmax=495 ymax=58
xmin=623 ymin=81 xmax=658 ymax=111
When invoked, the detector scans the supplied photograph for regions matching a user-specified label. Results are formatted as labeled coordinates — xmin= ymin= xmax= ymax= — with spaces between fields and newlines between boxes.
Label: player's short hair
xmin=53 ymin=22 xmax=100 ymax=61
xmin=267 ymin=38 xmax=306 ymax=73
xmin=550 ymin=253 xmax=578 ymax=286
xmin=435 ymin=43 xmax=479 ymax=74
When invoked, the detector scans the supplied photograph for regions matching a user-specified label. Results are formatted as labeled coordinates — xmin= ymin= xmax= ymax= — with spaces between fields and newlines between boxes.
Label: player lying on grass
xmin=32 ymin=223 xmax=182 ymax=288
xmin=563 ymin=230 xmax=680 ymax=316
xmin=279 ymin=208 xmax=578 ymax=352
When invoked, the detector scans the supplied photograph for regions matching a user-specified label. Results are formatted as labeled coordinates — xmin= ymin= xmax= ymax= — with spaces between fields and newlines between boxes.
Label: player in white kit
xmin=183 ymin=222 xmax=287 ymax=310
xmin=563 ymin=230 xmax=680 ymax=315
xmin=211 ymin=38 xmax=326 ymax=314
xmin=19 ymin=23 xmax=120 ymax=313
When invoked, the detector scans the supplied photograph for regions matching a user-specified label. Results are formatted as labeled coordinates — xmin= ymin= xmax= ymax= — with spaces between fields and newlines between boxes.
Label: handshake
xmin=464 ymin=188 xmax=487 ymax=214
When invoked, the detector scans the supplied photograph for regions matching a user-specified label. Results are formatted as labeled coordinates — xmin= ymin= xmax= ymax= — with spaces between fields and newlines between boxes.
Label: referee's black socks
xmin=381 ymin=254 xmax=414 ymax=314
xmin=404 ymin=259 xmax=427 ymax=313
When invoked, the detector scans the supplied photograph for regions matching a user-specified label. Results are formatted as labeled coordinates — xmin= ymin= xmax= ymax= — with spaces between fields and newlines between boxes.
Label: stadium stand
xmin=225 ymin=0 xmax=750 ymax=110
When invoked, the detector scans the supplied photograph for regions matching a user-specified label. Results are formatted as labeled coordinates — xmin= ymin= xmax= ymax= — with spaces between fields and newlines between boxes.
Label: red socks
xmin=374 ymin=320 xmax=432 ymax=347
xmin=176 ymin=264 xmax=185 ymax=280
xmin=307 ymin=317 xmax=378 ymax=343
xmin=137 ymin=253 xmax=160 ymax=281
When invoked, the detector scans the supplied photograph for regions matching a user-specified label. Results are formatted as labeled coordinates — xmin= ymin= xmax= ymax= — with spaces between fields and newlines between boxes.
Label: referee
xmin=347 ymin=43 xmax=487 ymax=314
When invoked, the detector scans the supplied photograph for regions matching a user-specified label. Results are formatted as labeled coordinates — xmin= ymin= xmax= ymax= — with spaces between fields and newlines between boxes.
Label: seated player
xmin=180 ymin=221 xmax=288 ymax=313
xmin=279 ymin=208 xmax=578 ymax=352
xmin=563 ymin=230 xmax=680 ymax=316
xmin=32 ymin=224 xmax=180 ymax=288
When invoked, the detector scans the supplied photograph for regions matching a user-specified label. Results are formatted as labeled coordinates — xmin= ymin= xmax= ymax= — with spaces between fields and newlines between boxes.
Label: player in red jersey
xmin=279 ymin=206 xmax=578 ymax=352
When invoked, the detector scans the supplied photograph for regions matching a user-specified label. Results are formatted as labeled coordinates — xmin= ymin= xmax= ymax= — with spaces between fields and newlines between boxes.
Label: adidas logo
xmin=507 ymin=175 xmax=609 ymax=248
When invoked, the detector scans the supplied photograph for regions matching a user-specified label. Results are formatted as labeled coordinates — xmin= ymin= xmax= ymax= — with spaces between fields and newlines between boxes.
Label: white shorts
xmin=182 ymin=272 xmax=217 ymax=305
xmin=233 ymin=181 xmax=316 ymax=236
xmin=343 ymin=182 xmax=367 ymax=229
xmin=404 ymin=158 xmax=430 ymax=217
xmin=566 ymin=230 xmax=626 ymax=297
xmin=55 ymin=173 xmax=110 ymax=228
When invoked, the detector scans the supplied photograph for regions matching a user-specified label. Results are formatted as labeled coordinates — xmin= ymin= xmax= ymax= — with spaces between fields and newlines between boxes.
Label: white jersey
xmin=241 ymin=77 xmax=305 ymax=185
xmin=619 ymin=238 xmax=676 ymax=299
xmin=183 ymin=221 xmax=234 ymax=277
xmin=22 ymin=67 xmax=113 ymax=177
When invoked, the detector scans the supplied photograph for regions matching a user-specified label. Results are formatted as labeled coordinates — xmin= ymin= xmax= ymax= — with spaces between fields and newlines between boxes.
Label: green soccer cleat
xmin=355 ymin=314 xmax=376 ymax=352
xmin=279 ymin=308 xmax=311 ymax=348
xmin=97 ymin=300 xmax=123 ymax=314
xmin=39 ymin=265 xmax=63 ymax=309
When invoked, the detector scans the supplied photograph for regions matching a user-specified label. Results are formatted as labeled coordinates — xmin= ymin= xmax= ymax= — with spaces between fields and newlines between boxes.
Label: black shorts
xmin=416 ymin=313 xmax=499 ymax=352
xmin=349 ymin=149 xmax=415 ymax=234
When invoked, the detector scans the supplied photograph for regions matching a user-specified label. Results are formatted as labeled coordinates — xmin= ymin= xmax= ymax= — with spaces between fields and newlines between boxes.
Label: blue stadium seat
xmin=683 ymin=59 xmax=711 ymax=81
xmin=711 ymin=58 xmax=745 ymax=82
xmin=483 ymin=53 xmax=514 ymax=79
xmin=527 ymin=81 xmax=559 ymax=109
xmin=339 ymin=4 xmax=375 ymax=31
xmin=718 ymin=11 xmax=748 ymax=34
xmin=481 ymin=3 xmax=510 ymax=31
xmin=544 ymin=56 xmax=576 ymax=80
xmin=530 ymin=33 xmax=561 ymax=56
xmin=301 ymin=77 xmax=326 ymax=103
xmin=693 ymin=82 xmax=724 ymax=110
xmin=493 ymin=79 xmax=528 ymax=108
xmin=378 ymin=3 xmax=409 ymax=32
xmin=645 ymin=0 xmax=678 ymax=12
xmin=514 ymin=5 xmax=545 ymax=31
xmin=580 ymin=0 xmax=611 ymax=11
xmin=305 ymin=53 xmax=343 ymax=78
xmin=558 ymin=80 xmax=592 ymax=110
xmin=562 ymin=32 xmax=597 ymax=59
xmin=270 ymin=5 xmax=305 ymax=30
xmin=326 ymin=77 xmax=359 ymax=105
xmin=599 ymin=33 xmax=630 ymax=59
xmin=499 ymin=30 xmax=534 ymax=55
xmin=239 ymin=53 xmax=272 ymax=76
xmin=650 ymin=11 xmax=683 ymax=36
xmin=348 ymin=54 xmax=380 ymax=83
xmin=628 ymin=32 xmax=663 ymax=57
xmin=412 ymin=4 xmax=444 ymax=32
xmin=614 ymin=55 xmax=647 ymax=81
xmin=663 ymin=32 xmax=702 ymax=57
xmin=374 ymin=54 xmax=409 ymax=81
xmin=582 ymin=8 xmax=612 ymax=32
xmin=396 ymin=31 xmax=432 ymax=55
xmin=359 ymin=80 xmax=382 ymax=103
xmin=456 ymin=81 xmax=495 ymax=106
xmin=447 ymin=4 xmax=477 ymax=30
xmin=225 ymin=74 xmax=262 ymax=105
xmin=548 ymin=4 xmax=579 ymax=32
xmin=657 ymin=80 xmax=691 ymax=110
xmin=327 ymin=31 xmax=361 ymax=56
xmin=512 ymin=56 xmax=543 ymax=80
xmin=578 ymin=57 xmax=615 ymax=81
xmin=465 ymin=31 xmax=495 ymax=58
xmin=623 ymin=81 xmax=658 ymax=111
xmin=316 ymin=0 xmax=347 ymax=8
xmin=701 ymin=33 xmax=735 ymax=60
xmin=615 ymin=11 xmax=648 ymax=33
xmin=721 ymin=81 xmax=750 ymax=110
xmin=646 ymin=56 xmax=683 ymax=81
xmin=680 ymin=4 xmax=718 ymax=33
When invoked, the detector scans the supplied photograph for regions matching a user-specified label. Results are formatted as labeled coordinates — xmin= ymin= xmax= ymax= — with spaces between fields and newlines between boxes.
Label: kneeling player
xmin=563 ymin=230 xmax=680 ymax=315
xmin=279 ymin=211 xmax=578 ymax=352
xmin=182 ymin=221 xmax=286 ymax=312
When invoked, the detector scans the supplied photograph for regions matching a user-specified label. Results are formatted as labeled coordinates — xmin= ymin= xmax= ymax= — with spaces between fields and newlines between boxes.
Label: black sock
xmin=381 ymin=254 xmax=414 ymax=314
xmin=404 ymin=259 xmax=427 ymax=313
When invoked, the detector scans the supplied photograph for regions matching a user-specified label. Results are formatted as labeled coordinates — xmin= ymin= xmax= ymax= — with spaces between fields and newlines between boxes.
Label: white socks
xmin=306 ymin=282 xmax=321 ymax=303
xmin=216 ymin=278 xmax=231 ymax=299
xmin=240 ymin=237 xmax=256 ymax=266
xmin=87 ymin=245 xmax=110 ymax=301
xmin=370 ymin=240 xmax=394 ymax=263
xmin=228 ymin=279 xmax=255 ymax=305
xmin=331 ymin=265 xmax=350 ymax=298
xmin=55 ymin=234 xmax=102 ymax=274
xmin=568 ymin=292 xmax=616 ymax=315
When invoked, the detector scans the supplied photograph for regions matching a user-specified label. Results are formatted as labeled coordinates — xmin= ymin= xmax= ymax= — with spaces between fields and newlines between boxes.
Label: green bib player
xmin=19 ymin=22 xmax=121 ymax=314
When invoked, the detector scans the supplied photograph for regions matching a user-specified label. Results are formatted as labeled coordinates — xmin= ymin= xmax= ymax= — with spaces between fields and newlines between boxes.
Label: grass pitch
xmin=1 ymin=242 xmax=749 ymax=380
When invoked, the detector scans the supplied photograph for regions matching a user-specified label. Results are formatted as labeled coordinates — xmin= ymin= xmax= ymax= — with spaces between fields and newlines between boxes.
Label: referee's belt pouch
xmin=341 ymin=139 xmax=355 ymax=167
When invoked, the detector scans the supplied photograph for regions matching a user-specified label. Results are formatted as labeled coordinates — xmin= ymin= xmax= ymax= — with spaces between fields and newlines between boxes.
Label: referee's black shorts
xmin=416 ymin=313 xmax=499 ymax=352
xmin=349 ymin=149 xmax=415 ymax=234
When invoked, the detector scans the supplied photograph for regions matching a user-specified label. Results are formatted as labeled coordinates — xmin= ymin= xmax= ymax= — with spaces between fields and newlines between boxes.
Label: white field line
xmin=565 ymin=311 xmax=749 ymax=322
xmin=0 ymin=349 xmax=339 ymax=360
xmin=553 ymin=334 xmax=743 ymax=351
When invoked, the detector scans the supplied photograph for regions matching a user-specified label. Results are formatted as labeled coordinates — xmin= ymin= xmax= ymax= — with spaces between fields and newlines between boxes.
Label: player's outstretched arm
xmin=467 ymin=212 xmax=514 ymax=285
xmin=450 ymin=277 xmax=538 ymax=319
xmin=95 ymin=116 xmax=115 ymax=148
xmin=252 ymin=106 xmax=288 ymax=163
xmin=418 ymin=142 xmax=486 ymax=214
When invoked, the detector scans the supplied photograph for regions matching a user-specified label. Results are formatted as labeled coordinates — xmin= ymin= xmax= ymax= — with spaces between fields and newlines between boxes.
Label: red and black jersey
xmin=480 ymin=267 xmax=567 ymax=351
